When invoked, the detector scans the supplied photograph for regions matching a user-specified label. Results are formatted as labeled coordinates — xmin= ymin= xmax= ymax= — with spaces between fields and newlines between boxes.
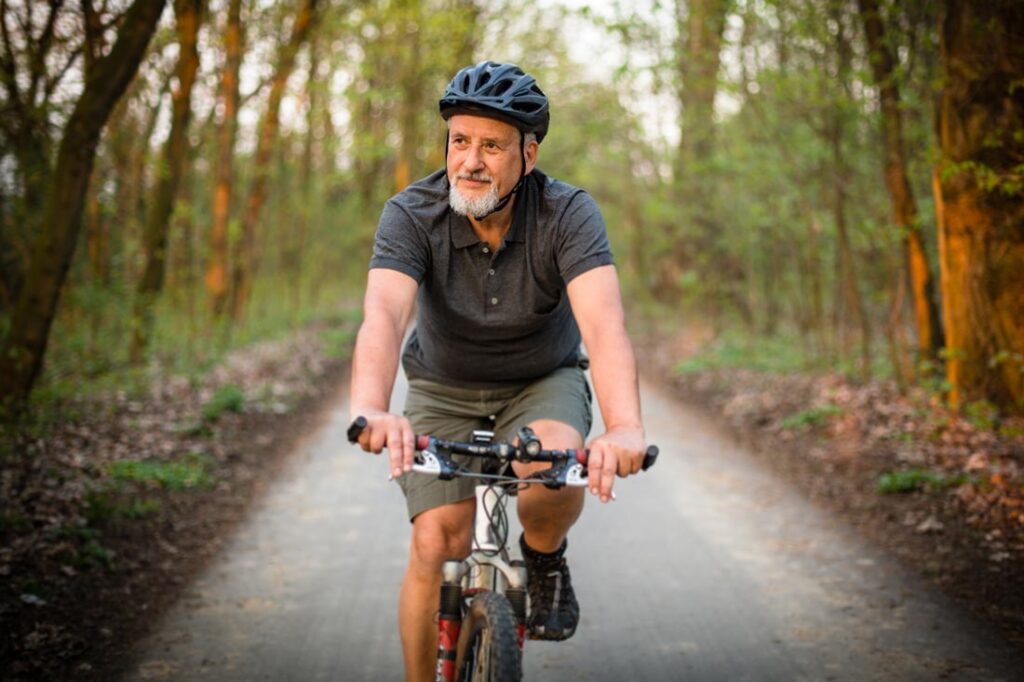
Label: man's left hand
xmin=585 ymin=427 xmax=647 ymax=503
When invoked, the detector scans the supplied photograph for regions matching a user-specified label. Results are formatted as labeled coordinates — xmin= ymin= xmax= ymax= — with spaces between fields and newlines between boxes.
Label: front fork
xmin=507 ymin=559 xmax=527 ymax=650
xmin=435 ymin=562 xmax=464 ymax=682
xmin=434 ymin=558 xmax=528 ymax=682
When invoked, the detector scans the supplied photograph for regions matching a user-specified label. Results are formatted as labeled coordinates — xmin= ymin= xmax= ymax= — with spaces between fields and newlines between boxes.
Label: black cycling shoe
xmin=520 ymin=534 xmax=579 ymax=641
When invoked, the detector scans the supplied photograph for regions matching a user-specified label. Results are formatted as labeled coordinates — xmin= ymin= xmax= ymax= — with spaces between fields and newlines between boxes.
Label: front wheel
xmin=455 ymin=592 xmax=522 ymax=682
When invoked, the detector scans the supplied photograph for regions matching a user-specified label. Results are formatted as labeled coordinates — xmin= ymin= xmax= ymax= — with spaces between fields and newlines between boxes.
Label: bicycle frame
xmin=345 ymin=416 xmax=658 ymax=681
xmin=436 ymin=484 xmax=527 ymax=682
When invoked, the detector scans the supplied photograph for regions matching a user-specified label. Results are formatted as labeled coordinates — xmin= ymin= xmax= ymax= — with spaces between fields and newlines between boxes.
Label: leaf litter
xmin=0 ymin=324 xmax=354 ymax=680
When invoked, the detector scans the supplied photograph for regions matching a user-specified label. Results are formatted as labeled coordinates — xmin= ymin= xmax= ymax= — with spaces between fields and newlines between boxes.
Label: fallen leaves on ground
xmin=0 ymin=325 xmax=352 ymax=680
xmin=636 ymin=329 xmax=1024 ymax=645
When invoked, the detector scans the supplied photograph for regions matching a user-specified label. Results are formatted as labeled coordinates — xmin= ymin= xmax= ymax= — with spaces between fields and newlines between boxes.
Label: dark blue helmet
xmin=439 ymin=61 xmax=550 ymax=142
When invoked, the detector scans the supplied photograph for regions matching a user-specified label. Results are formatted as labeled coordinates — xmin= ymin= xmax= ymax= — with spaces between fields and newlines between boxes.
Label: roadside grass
xmin=84 ymin=452 xmax=215 ymax=533
xmin=666 ymin=325 xmax=896 ymax=382
xmin=674 ymin=333 xmax=813 ymax=375
xmin=780 ymin=403 xmax=843 ymax=430
xmin=49 ymin=526 xmax=117 ymax=571
xmin=22 ymin=276 xmax=361 ymax=424
xmin=202 ymin=385 xmax=245 ymax=423
xmin=108 ymin=452 xmax=215 ymax=491
xmin=877 ymin=468 xmax=971 ymax=494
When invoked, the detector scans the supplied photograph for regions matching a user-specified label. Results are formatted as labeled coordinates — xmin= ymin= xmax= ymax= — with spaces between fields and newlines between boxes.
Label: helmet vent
xmin=439 ymin=61 xmax=550 ymax=142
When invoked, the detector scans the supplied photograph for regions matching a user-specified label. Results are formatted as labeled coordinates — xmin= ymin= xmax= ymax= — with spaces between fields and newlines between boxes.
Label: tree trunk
xmin=676 ymin=0 xmax=731 ymax=180
xmin=85 ymin=181 xmax=108 ymax=285
xmin=292 ymin=29 xmax=320 ymax=312
xmin=394 ymin=1 xmax=423 ymax=192
xmin=206 ymin=0 xmax=243 ymax=318
xmin=857 ymin=0 xmax=943 ymax=361
xmin=829 ymin=7 xmax=872 ymax=381
xmin=935 ymin=0 xmax=1024 ymax=411
xmin=130 ymin=0 xmax=204 ymax=364
xmin=0 ymin=0 xmax=168 ymax=409
xmin=670 ymin=0 xmax=732 ymax=317
xmin=230 ymin=0 xmax=319 ymax=320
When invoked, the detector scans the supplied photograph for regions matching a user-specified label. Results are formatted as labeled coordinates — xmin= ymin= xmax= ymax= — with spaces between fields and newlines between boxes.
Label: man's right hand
xmin=350 ymin=410 xmax=417 ymax=478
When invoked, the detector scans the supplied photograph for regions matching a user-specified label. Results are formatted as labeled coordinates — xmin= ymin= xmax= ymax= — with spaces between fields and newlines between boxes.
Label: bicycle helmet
xmin=440 ymin=61 xmax=550 ymax=142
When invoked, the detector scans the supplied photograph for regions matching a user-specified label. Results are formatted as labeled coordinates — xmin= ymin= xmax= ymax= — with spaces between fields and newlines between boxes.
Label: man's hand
xmin=584 ymin=426 xmax=647 ymax=503
xmin=350 ymin=410 xmax=416 ymax=478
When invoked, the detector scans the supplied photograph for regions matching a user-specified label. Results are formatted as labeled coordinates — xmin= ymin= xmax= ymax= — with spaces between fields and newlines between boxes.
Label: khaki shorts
xmin=399 ymin=366 xmax=593 ymax=521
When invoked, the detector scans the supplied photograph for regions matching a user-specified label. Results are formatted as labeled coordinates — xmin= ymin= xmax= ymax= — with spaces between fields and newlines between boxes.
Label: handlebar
xmin=347 ymin=416 xmax=658 ymax=488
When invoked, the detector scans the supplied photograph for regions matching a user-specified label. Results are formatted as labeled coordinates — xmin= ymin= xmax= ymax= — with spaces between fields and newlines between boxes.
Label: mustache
xmin=457 ymin=172 xmax=492 ymax=183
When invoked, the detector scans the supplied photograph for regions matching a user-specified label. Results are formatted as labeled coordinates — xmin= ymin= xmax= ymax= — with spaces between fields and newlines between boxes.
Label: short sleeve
xmin=369 ymin=199 xmax=429 ymax=283
xmin=555 ymin=192 xmax=615 ymax=283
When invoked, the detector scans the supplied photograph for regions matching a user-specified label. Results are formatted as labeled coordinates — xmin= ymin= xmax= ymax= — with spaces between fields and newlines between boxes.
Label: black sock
xmin=520 ymin=533 xmax=567 ymax=559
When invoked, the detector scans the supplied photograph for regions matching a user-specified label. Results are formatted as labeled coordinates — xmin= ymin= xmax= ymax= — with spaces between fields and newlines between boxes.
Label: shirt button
xmin=482 ymin=246 xmax=490 ymax=254
xmin=490 ymin=297 xmax=498 ymax=305
xmin=488 ymin=269 xmax=495 ymax=276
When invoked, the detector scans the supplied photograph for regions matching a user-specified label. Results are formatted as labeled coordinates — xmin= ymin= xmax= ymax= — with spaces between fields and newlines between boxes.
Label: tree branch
xmin=0 ymin=0 xmax=21 ymax=101
xmin=81 ymin=0 xmax=100 ymax=75
xmin=43 ymin=43 xmax=82 ymax=104
xmin=27 ymin=0 xmax=64 ymax=108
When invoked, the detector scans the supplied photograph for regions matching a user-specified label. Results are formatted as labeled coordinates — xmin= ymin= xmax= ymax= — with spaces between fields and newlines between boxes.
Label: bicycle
xmin=347 ymin=416 xmax=658 ymax=682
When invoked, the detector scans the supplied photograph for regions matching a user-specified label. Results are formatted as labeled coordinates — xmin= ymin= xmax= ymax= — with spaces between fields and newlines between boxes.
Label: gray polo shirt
xmin=370 ymin=168 xmax=613 ymax=388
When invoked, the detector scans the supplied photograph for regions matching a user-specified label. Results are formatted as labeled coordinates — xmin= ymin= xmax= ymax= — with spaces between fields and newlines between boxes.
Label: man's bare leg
xmin=513 ymin=419 xmax=585 ymax=551
xmin=399 ymin=498 xmax=474 ymax=682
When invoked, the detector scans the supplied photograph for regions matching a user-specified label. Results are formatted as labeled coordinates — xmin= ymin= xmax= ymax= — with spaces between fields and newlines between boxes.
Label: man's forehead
xmin=447 ymin=114 xmax=518 ymax=141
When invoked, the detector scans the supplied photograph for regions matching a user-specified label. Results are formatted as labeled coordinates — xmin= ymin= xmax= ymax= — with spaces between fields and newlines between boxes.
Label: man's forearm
xmin=586 ymin=326 xmax=643 ymax=433
xmin=349 ymin=314 xmax=405 ymax=416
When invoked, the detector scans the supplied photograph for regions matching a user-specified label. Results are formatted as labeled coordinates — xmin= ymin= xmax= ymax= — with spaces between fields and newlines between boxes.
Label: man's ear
xmin=524 ymin=137 xmax=539 ymax=174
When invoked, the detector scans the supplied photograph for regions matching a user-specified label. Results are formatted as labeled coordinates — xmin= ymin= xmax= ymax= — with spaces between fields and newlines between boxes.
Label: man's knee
xmin=408 ymin=500 xmax=474 ymax=573
xmin=526 ymin=419 xmax=582 ymax=448
xmin=513 ymin=419 xmax=582 ymax=478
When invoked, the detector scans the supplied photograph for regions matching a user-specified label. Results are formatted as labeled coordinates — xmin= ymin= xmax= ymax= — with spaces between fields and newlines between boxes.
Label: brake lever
xmin=414 ymin=443 xmax=462 ymax=481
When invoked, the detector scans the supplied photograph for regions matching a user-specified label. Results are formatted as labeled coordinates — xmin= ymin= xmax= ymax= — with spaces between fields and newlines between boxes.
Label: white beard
xmin=449 ymin=179 xmax=500 ymax=217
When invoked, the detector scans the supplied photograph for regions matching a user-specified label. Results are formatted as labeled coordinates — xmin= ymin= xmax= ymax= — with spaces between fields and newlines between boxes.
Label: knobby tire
xmin=456 ymin=592 xmax=522 ymax=682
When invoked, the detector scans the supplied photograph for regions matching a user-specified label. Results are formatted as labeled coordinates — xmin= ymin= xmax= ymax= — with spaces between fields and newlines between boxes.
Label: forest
xmin=0 ymin=0 xmax=1021 ymax=416
xmin=1 ymin=1 xmax=1023 ymax=677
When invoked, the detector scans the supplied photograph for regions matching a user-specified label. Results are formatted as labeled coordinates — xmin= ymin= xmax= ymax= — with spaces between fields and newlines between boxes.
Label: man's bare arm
xmin=350 ymin=268 xmax=419 ymax=476
xmin=566 ymin=264 xmax=646 ymax=502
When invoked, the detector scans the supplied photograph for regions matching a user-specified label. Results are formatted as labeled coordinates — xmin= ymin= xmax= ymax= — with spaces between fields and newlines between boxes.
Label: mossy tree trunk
xmin=935 ymin=0 xmax=1024 ymax=411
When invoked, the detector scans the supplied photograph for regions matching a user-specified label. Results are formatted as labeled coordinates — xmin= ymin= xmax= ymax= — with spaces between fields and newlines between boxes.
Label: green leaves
xmin=877 ymin=469 xmax=968 ymax=495
xmin=108 ymin=452 xmax=214 ymax=491
xmin=780 ymin=403 xmax=842 ymax=429
xmin=201 ymin=384 xmax=245 ymax=422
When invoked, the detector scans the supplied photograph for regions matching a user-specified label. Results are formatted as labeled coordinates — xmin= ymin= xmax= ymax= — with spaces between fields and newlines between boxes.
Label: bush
xmin=202 ymin=385 xmax=245 ymax=422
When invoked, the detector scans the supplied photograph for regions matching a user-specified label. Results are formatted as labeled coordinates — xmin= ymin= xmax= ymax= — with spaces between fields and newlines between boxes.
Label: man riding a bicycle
xmin=349 ymin=60 xmax=648 ymax=681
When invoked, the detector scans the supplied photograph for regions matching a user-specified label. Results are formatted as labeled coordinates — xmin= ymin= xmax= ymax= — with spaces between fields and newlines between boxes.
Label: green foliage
xmin=964 ymin=400 xmax=999 ymax=431
xmin=674 ymin=333 xmax=816 ymax=375
xmin=202 ymin=385 xmax=245 ymax=422
xmin=63 ymin=537 xmax=117 ymax=570
xmin=0 ymin=510 xmax=32 ymax=534
xmin=85 ymin=452 xmax=212 ymax=526
xmin=780 ymin=403 xmax=843 ymax=430
xmin=108 ymin=452 xmax=214 ymax=491
xmin=877 ymin=469 xmax=968 ymax=495
xmin=942 ymin=160 xmax=1024 ymax=197
xmin=320 ymin=328 xmax=356 ymax=360
xmin=84 ymin=490 xmax=160 ymax=525
xmin=50 ymin=526 xmax=116 ymax=570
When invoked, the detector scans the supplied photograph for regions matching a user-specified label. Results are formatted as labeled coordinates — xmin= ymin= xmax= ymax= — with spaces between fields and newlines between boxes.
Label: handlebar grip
xmin=347 ymin=416 xmax=368 ymax=443
xmin=574 ymin=444 xmax=660 ymax=471
xmin=641 ymin=445 xmax=659 ymax=471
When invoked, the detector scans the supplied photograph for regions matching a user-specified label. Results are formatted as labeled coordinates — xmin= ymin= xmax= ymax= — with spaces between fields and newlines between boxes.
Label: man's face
xmin=446 ymin=114 xmax=537 ymax=217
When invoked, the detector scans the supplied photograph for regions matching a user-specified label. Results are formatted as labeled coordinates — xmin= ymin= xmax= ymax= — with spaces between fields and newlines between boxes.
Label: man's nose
xmin=463 ymin=144 xmax=484 ymax=171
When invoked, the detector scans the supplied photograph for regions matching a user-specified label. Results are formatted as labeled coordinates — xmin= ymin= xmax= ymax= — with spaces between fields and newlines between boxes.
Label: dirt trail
xmin=117 ymin=375 xmax=1024 ymax=681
